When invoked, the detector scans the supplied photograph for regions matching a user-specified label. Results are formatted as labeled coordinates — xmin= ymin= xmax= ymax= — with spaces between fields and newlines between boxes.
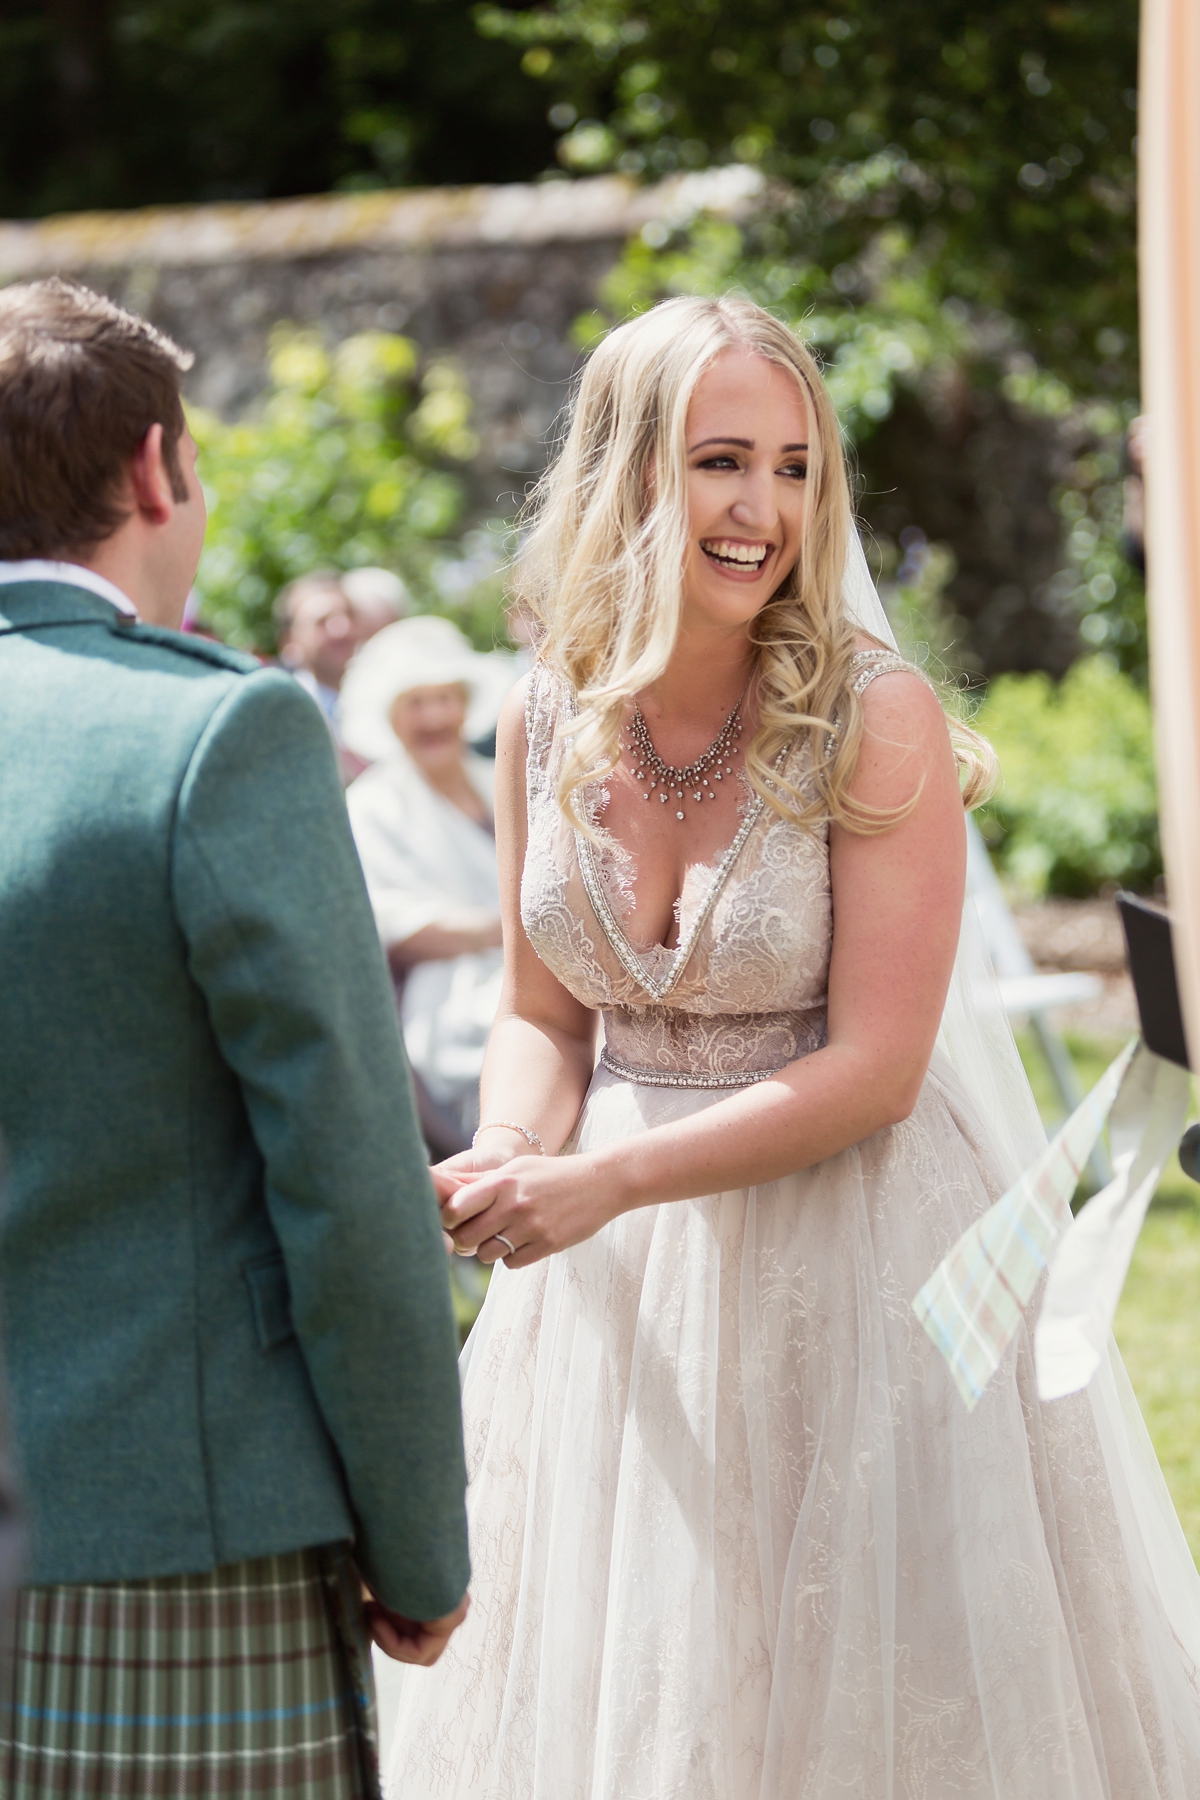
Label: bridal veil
xmin=843 ymin=530 xmax=1200 ymax=1670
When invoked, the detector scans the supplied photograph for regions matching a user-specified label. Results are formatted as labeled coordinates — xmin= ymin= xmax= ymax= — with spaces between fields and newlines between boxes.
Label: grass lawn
xmin=1019 ymin=1026 xmax=1200 ymax=1560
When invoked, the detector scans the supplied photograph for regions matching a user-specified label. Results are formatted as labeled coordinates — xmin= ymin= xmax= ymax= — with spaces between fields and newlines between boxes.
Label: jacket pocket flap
xmin=243 ymin=1251 xmax=295 ymax=1352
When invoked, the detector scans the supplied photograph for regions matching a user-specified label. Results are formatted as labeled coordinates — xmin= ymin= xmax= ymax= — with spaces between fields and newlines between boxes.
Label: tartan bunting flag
xmin=913 ymin=1037 xmax=1138 ymax=1411
xmin=1036 ymin=1045 xmax=1191 ymax=1400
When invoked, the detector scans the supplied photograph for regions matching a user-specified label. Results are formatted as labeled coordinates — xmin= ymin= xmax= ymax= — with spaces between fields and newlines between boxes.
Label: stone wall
xmin=0 ymin=170 xmax=760 ymax=514
xmin=0 ymin=167 xmax=1087 ymax=674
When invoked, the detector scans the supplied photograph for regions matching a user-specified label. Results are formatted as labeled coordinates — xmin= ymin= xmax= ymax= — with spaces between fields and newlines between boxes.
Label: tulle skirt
xmin=378 ymin=1056 xmax=1200 ymax=1798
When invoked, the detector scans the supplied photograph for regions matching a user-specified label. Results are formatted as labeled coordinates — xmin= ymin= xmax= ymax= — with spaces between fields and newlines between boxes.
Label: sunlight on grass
xmin=1018 ymin=1026 xmax=1200 ymax=1561
xmin=1115 ymin=1190 xmax=1200 ymax=1556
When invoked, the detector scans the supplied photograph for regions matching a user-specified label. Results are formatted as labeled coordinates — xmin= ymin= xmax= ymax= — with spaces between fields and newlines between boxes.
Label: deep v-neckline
xmin=561 ymin=682 xmax=783 ymax=1000
xmin=574 ymin=789 xmax=770 ymax=1002
xmin=534 ymin=648 xmax=905 ymax=1003
xmin=569 ymin=694 xmax=798 ymax=999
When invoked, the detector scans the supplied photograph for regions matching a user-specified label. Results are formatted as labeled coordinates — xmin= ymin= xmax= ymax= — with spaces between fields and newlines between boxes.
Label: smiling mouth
xmin=700 ymin=538 xmax=771 ymax=572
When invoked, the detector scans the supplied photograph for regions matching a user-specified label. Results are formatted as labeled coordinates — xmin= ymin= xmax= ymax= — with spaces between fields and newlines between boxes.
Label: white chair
xmin=967 ymin=820 xmax=1113 ymax=1185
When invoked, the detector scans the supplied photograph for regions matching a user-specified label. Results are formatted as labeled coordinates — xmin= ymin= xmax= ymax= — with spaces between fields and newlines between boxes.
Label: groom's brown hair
xmin=0 ymin=277 xmax=194 ymax=560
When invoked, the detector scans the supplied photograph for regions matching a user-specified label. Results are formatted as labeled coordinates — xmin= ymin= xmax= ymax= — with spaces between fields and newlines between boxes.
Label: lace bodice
xmin=520 ymin=650 xmax=912 ymax=1087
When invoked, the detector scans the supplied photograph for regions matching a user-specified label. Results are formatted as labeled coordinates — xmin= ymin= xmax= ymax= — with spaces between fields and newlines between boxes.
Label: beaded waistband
xmin=599 ymin=1045 xmax=784 ymax=1090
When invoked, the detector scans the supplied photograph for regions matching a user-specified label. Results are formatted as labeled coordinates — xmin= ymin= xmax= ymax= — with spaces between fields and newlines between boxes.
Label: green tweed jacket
xmin=0 ymin=579 xmax=469 ymax=1620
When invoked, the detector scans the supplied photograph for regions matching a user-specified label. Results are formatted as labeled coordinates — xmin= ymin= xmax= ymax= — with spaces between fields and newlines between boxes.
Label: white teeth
xmin=702 ymin=539 xmax=768 ymax=565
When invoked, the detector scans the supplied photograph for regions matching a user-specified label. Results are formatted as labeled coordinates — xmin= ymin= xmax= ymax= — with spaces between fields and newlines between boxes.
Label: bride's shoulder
xmin=851 ymin=630 xmax=892 ymax=656
xmin=850 ymin=652 xmax=952 ymax=799
xmin=846 ymin=636 xmax=932 ymax=704
xmin=495 ymin=663 xmax=569 ymax=782
xmin=848 ymin=634 xmax=921 ymax=679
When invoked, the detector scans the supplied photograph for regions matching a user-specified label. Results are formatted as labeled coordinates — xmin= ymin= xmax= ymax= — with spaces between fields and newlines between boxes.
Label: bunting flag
xmin=1036 ymin=1047 xmax=1191 ymax=1400
xmin=914 ymin=1040 xmax=1190 ymax=1410
xmin=913 ymin=1039 xmax=1136 ymax=1411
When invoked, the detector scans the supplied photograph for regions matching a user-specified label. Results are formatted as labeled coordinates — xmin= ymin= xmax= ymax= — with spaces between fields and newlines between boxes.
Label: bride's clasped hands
xmin=435 ymin=1141 xmax=617 ymax=1267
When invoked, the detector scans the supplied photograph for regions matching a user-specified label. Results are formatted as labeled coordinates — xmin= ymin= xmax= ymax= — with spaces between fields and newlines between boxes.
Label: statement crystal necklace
xmin=625 ymin=681 xmax=749 ymax=821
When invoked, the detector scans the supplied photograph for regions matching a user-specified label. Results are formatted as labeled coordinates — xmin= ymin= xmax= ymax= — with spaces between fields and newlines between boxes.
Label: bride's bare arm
xmin=443 ymin=672 xmax=965 ymax=1263
xmin=432 ymin=681 xmax=598 ymax=1194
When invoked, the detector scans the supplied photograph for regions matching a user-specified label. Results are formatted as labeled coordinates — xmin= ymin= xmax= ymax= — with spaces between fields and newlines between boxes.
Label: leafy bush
xmin=975 ymin=656 xmax=1159 ymax=897
xmin=483 ymin=0 xmax=1140 ymax=405
xmin=190 ymin=326 xmax=486 ymax=651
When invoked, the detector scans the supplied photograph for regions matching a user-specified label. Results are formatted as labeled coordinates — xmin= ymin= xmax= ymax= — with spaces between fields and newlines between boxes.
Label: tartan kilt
xmin=0 ymin=1544 xmax=379 ymax=1799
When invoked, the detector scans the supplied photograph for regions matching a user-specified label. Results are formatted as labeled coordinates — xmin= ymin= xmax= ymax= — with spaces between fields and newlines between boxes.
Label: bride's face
xmin=680 ymin=347 xmax=809 ymax=634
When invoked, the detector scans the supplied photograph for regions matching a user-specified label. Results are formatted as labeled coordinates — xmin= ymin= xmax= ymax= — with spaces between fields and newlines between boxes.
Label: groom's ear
xmin=128 ymin=425 xmax=177 ymax=526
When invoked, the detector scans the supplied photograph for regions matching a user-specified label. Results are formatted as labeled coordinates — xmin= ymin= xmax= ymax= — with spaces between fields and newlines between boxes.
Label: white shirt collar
xmin=291 ymin=665 xmax=340 ymax=724
xmin=0 ymin=559 xmax=138 ymax=619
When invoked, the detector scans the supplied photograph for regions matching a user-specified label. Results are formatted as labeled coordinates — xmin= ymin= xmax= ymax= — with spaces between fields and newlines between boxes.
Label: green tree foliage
xmin=2 ymin=0 xmax=1139 ymax=405
xmin=974 ymin=656 xmax=1159 ymax=897
xmin=481 ymin=0 xmax=1139 ymax=399
xmin=0 ymin=0 xmax=556 ymax=217
xmin=191 ymin=326 xmax=484 ymax=651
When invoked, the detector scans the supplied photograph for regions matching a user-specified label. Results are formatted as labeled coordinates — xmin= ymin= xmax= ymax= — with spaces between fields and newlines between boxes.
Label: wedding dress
xmin=378 ymin=651 xmax=1200 ymax=1799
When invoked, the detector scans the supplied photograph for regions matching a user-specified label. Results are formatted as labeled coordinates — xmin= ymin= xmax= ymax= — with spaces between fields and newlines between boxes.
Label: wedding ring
xmin=493 ymin=1233 xmax=517 ymax=1257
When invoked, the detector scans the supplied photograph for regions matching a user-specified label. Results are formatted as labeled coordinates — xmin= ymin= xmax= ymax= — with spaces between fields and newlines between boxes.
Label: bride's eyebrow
xmin=688 ymin=437 xmax=809 ymax=452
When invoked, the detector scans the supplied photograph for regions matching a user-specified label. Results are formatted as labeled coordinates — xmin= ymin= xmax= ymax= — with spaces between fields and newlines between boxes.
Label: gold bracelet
xmin=472 ymin=1120 xmax=546 ymax=1156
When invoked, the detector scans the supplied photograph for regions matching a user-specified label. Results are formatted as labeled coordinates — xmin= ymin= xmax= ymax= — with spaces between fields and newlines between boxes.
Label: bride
xmin=378 ymin=295 xmax=1200 ymax=1796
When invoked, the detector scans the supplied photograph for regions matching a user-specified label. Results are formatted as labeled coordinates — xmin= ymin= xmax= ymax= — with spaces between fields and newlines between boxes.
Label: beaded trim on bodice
xmin=521 ymin=648 xmax=917 ymax=1088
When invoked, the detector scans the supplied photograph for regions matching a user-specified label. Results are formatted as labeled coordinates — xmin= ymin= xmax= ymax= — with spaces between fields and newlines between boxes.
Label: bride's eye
xmin=779 ymin=461 xmax=807 ymax=481
xmin=696 ymin=454 xmax=741 ymax=471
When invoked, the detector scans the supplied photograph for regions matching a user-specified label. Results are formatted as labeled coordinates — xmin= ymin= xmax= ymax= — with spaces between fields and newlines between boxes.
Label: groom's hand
xmin=365 ymin=1591 xmax=470 ymax=1666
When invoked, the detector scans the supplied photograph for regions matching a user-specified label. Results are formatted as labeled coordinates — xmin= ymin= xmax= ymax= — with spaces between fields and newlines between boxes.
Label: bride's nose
xmin=729 ymin=468 xmax=776 ymax=533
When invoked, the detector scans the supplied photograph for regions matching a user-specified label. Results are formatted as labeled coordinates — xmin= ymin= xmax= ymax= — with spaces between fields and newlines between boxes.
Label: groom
xmin=0 ymin=278 xmax=469 ymax=1794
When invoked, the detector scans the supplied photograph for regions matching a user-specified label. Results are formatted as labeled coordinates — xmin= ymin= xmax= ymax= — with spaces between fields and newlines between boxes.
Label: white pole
xmin=1139 ymin=0 xmax=1200 ymax=1062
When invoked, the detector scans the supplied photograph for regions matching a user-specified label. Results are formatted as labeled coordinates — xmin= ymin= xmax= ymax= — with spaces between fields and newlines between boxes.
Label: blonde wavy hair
xmin=513 ymin=294 xmax=995 ymax=831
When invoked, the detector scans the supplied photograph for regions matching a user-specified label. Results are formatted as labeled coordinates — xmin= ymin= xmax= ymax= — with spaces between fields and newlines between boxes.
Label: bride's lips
xmin=699 ymin=537 xmax=773 ymax=577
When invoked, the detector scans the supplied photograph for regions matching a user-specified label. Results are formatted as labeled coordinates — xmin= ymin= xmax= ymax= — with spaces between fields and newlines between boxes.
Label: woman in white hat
xmin=340 ymin=614 xmax=504 ymax=1152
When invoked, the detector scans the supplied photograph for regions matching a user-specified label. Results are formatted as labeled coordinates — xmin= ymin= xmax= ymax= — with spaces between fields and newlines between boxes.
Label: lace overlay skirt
xmin=378 ymin=1056 xmax=1200 ymax=1799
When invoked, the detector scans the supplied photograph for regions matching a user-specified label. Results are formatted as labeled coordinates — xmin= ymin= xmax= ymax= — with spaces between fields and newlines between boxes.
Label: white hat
xmin=338 ymin=614 xmax=488 ymax=761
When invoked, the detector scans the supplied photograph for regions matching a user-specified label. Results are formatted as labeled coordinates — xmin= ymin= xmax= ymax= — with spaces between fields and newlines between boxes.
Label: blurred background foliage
xmin=190 ymin=327 xmax=493 ymax=652
xmin=0 ymin=1 xmax=1137 ymax=392
xmin=483 ymin=0 xmax=1139 ymax=400
xmin=0 ymin=0 xmax=1152 ymax=897
xmin=974 ymin=657 xmax=1159 ymax=899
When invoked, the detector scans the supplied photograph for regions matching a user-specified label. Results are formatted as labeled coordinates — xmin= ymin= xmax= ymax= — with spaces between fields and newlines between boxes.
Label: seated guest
xmin=341 ymin=564 xmax=410 ymax=636
xmin=277 ymin=568 xmax=405 ymax=779
xmin=341 ymin=616 xmax=503 ymax=1153
xmin=275 ymin=570 xmax=359 ymax=726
